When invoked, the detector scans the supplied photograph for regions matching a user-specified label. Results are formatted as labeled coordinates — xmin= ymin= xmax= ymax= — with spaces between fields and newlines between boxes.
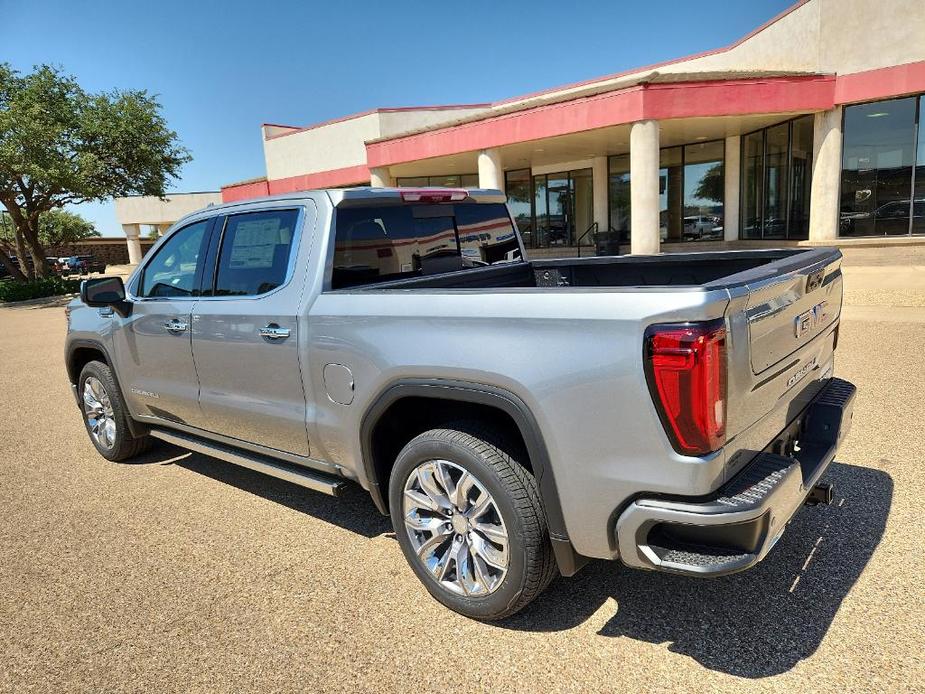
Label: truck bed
xmin=345 ymin=249 xmax=830 ymax=291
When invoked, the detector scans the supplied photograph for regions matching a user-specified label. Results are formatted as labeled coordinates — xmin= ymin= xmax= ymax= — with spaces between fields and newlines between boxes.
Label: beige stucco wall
xmin=816 ymin=0 xmax=925 ymax=74
xmin=262 ymin=107 xmax=491 ymax=182
xmin=114 ymin=192 xmax=222 ymax=226
xmin=661 ymin=0 xmax=822 ymax=75
xmin=263 ymin=112 xmax=381 ymax=180
xmin=377 ymin=107 xmax=489 ymax=138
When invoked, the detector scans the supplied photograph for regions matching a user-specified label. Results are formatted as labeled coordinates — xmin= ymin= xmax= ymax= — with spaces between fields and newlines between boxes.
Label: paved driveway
xmin=0 ymin=297 xmax=922 ymax=692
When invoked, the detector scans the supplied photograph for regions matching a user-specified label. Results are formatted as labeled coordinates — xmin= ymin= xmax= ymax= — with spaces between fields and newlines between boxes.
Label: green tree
xmin=0 ymin=64 xmax=190 ymax=280
xmin=41 ymin=208 xmax=100 ymax=247
xmin=693 ymin=163 xmax=724 ymax=204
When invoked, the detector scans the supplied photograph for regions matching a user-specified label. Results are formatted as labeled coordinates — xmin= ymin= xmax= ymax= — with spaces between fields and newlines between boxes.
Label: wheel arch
xmin=66 ymin=339 xmax=148 ymax=439
xmin=359 ymin=378 xmax=587 ymax=576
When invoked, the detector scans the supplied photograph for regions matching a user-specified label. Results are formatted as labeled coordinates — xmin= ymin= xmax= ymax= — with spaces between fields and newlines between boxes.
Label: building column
xmin=591 ymin=156 xmax=609 ymax=234
xmin=630 ymin=120 xmax=660 ymax=254
xmin=724 ymin=134 xmax=741 ymax=242
xmin=369 ymin=167 xmax=394 ymax=188
xmin=122 ymin=224 xmax=142 ymax=265
xmin=477 ymin=149 xmax=504 ymax=192
xmin=809 ymin=106 xmax=843 ymax=242
xmin=156 ymin=223 xmax=171 ymax=237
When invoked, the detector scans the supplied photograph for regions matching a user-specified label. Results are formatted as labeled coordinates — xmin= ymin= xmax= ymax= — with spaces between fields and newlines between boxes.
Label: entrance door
xmin=532 ymin=168 xmax=594 ymax=248
xmin=546 ymin=174 xmax=571 ymax=246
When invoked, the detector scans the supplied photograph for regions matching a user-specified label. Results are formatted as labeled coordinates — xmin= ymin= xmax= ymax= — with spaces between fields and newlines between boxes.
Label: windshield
xmin=332 ymin=202 xmax=520 ymax=289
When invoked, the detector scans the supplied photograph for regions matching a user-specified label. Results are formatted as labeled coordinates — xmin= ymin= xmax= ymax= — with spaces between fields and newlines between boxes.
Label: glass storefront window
xmin=683 ymin=141 xmax=724 ymax=241
xmin=520 ymin=169 xmax=593 ymax=249
xmin=504 ymin=169 xmax=532 ymax=246
xmin=740 ymin=115 xmax=813 ymax=240
xmin=608 ymin=155 xmax=631 ymax=242
xmin=532 ymin=175 xmax=548 ymax=248
xmin=742 ymin=131 xmax=763 ymax=239
xmin=916 ymin=95 xmax=925 ymax=235
xmin=396 ymin=176 xmax=429 ymax=187
xmin=608 ymin=139 xmax=726 ymax=247
xmin=660 ymin=147 xmax=683 ymax=242
xmin=840 ymin=96 xmax=918 ymax=236
xmin=396 ymin=174 xmax=479 ymax=188
xmin=790 ymin=116 xmax=814 ymax=237
xmin=764 ymin=123 xmax=790 ymax=239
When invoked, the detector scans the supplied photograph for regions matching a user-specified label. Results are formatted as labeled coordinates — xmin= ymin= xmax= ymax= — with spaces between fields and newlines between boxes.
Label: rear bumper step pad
xmin=615 ymin=377 xmax=856 ymax=576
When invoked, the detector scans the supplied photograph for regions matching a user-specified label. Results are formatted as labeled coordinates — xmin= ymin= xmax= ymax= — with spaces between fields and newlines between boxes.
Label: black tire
xmin=78 ymin=360 xmax=152 ymax=462
xmin=388 ymin=423 xmax=557 ymax=620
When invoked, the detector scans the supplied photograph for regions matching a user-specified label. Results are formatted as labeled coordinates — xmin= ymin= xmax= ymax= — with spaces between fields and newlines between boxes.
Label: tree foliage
xmin=693 ymin=163 xmax=724 ymax=203
xmin=0 ymin=63 xmax=190 ymax=280
xmin=1 ymin=208 xmax=99 ymax=249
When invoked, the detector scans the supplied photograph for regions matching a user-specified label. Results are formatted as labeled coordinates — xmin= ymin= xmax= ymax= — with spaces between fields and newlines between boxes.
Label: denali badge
xmin=787 ymin=357 xmax=817 ymax=388
xmin=794 ymin=301 xmax=829 ymax=339
xmin=131 ymin=388 xmax=159 ymax=399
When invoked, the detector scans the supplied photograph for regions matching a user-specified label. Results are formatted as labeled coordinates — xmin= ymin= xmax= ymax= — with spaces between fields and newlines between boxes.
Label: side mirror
xmin=80 ymin=276 xmax=130 ymax=315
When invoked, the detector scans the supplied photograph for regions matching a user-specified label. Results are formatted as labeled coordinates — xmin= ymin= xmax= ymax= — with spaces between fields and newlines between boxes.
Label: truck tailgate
xmin=720 ymin=248 xmax=844 ymax=467
xmin=746 ymin=257 xmax=842 ymax=374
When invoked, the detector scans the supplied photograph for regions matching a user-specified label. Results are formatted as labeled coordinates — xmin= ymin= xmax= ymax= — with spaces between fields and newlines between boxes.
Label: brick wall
xmin=47 ymin=238 xmax=155 ymax=267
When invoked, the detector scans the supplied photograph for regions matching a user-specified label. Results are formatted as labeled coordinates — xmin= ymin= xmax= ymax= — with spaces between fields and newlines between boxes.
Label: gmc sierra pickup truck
xmin=66 ymin=187 xmax=856 ymax=620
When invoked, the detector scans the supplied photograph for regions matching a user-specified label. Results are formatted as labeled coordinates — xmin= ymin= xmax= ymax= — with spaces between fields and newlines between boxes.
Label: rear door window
xmin=332 ymin=203 xmax=518 ymax=289
xmin=213 ymin=209 xmax=299 ymax=296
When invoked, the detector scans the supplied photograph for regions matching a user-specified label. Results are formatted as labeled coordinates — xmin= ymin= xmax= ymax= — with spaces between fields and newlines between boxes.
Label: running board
xmin=150 ymin=429 xmax=348 ymax=497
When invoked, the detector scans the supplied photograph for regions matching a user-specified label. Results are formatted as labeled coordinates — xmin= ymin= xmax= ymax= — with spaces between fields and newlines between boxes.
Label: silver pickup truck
xmin=66 ymin=187 xmax=856 ymax=620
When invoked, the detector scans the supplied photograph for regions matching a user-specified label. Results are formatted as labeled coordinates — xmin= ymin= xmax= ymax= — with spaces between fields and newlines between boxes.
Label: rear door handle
xmin=259 ymin=324 xmax=291 ymax=340
xmin=164 ymin=319 xmax=189 ymax=334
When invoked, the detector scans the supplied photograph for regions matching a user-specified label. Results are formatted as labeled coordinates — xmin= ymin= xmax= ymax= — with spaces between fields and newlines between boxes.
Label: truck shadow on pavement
xmin=137 ymin=445 xmax=890 ymax=678
xmin=498 ymin=462 xmax=893 ymax=678
xmin=137 ymin=444 xmax=391 ymax=538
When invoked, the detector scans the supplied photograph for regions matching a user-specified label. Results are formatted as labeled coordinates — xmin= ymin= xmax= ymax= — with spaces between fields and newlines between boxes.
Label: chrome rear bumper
xmin=615 ymin=377 xmax=856 ymax=576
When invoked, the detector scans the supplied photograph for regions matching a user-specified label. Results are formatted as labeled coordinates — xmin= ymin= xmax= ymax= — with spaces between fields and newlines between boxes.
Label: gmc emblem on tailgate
xmin=794 ymin=301 xmax=829 ymax=339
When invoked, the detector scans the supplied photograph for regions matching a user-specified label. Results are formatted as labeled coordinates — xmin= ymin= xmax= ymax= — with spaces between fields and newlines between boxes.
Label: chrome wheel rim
xmin=402 ymin=460 xmax=509 ymax=596
xmin=83 ymin=376 xmax=116 ymax=449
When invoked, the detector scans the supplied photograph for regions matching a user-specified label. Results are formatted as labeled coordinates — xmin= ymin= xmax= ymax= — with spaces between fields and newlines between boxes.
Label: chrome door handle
xmin=259 ymin=324 xmax=291 ymax=340
xmin=164 ymin=319 xmax=189 ymax=334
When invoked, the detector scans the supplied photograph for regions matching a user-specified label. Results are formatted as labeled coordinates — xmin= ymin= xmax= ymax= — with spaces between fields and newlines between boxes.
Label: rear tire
xmin=78 ymin=360 xmax=152 ymax=462
xmin=388 ymin=423 xmax=557 ymax=620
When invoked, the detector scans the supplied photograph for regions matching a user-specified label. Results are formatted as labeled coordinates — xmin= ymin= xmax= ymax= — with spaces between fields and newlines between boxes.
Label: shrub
xmin=0 ymin=276 xmax=81 ymax=302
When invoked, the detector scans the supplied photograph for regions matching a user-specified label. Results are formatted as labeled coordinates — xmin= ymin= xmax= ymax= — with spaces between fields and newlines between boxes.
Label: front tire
xmin=388 ymin=424 xmax=557 ymax=620
xmin=79 ymin=360 xmax=151 ymax=462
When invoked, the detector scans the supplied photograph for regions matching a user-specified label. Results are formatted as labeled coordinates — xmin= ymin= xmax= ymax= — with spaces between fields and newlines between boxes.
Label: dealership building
xmin=122 ymin=0 xmax=925 ymax=260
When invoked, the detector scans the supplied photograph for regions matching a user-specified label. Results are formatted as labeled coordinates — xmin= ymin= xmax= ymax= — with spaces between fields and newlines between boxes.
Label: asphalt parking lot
xmin=1 ymin=277 xmax=923 ymax=692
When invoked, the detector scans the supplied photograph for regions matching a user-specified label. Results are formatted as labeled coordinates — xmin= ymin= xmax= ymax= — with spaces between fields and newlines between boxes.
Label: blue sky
xmin=4 ymin=0 xmax=793 ymax=236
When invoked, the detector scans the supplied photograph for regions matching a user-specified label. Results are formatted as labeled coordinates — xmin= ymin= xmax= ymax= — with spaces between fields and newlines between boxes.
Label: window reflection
xmin=520 ymin=169 xmax=593 ymax=249
xmin=660 ymin=147 xmax=683 ymax=242
xmin=608 ymin=155 xmax=631 ymax=244
xmin=396 ymin=174 xmax=480 ymax=189
xmin=332 ymin=203 xmax=519 ymax=288
xmin=764 ymin=123 xmax=790 ymax=239
xmin=608 ymin=140 xmax=724 ymax=247
xmin=840 ymin=97 xmax=918 ymax=236
xmin=683 ymin=141 xmax=724 ymax=241
xmin=915 ymin=95 xmax=925 ymax=235
xmin=504 ymin=169 xmax=532 ymax=247
xmin=740 ymin=115 xmax=813 ymax=240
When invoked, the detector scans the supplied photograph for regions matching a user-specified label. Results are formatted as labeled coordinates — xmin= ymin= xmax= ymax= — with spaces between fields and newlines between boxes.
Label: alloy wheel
xmin=402 ymin=459 xmax=509 ymax=596
xmin=83 ymin=376 xmax=116 ymax=449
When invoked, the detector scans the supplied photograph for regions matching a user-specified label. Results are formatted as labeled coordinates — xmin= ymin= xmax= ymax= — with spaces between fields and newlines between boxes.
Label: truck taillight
xmin=644 ymin=320 xmax=727 ymax=456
